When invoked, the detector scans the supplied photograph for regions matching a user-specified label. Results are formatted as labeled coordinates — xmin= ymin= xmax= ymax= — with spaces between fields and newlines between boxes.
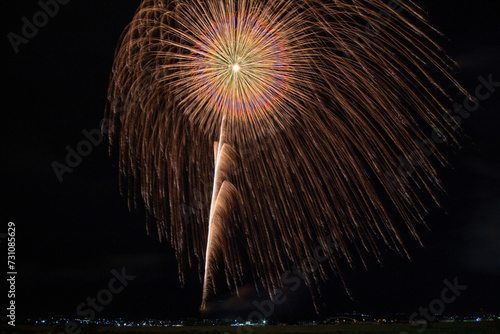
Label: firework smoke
xmin=106 ymin=0 xmax=466 ymax=312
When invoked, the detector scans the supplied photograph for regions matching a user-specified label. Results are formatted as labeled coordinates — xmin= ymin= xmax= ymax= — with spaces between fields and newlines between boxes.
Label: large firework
xmin=106 ymin=0 xmax=465 ymax=311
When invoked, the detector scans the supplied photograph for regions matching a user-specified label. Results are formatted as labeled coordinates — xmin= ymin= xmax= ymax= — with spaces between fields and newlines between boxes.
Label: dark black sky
xmin=1 ymin=1 xmax=499 ymax=321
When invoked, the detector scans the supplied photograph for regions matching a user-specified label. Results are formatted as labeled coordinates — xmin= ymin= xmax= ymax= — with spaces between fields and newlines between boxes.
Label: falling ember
xmin=105 ymin=0 xmax=466 ymax=312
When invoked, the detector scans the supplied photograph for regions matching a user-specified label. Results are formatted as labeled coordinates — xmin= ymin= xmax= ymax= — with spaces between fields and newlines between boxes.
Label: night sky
xmin=2 ymin=0 xmax=499 ymax=321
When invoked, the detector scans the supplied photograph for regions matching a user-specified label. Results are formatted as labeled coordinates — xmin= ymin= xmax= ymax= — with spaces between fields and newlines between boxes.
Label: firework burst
xmin=106 ymin=0 xmax=466 ymax=312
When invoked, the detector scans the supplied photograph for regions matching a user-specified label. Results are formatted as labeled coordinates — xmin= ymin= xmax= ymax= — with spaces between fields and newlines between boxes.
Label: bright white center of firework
xmin=232 ymin=64 xmax=241 ymax=72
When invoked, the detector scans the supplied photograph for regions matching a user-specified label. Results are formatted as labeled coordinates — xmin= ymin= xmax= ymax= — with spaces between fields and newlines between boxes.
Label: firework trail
xmin=106 ymin=0 xmax=466 ymax=311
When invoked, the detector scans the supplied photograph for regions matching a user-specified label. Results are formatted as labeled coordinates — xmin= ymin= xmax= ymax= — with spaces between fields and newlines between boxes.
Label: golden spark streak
xmin=106 ymin=0 xmax=467 ymax=313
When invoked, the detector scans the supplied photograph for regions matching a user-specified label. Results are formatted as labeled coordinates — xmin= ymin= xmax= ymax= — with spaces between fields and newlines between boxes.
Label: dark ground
xmin=1 ymin=0 xmax=499 ymax=321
